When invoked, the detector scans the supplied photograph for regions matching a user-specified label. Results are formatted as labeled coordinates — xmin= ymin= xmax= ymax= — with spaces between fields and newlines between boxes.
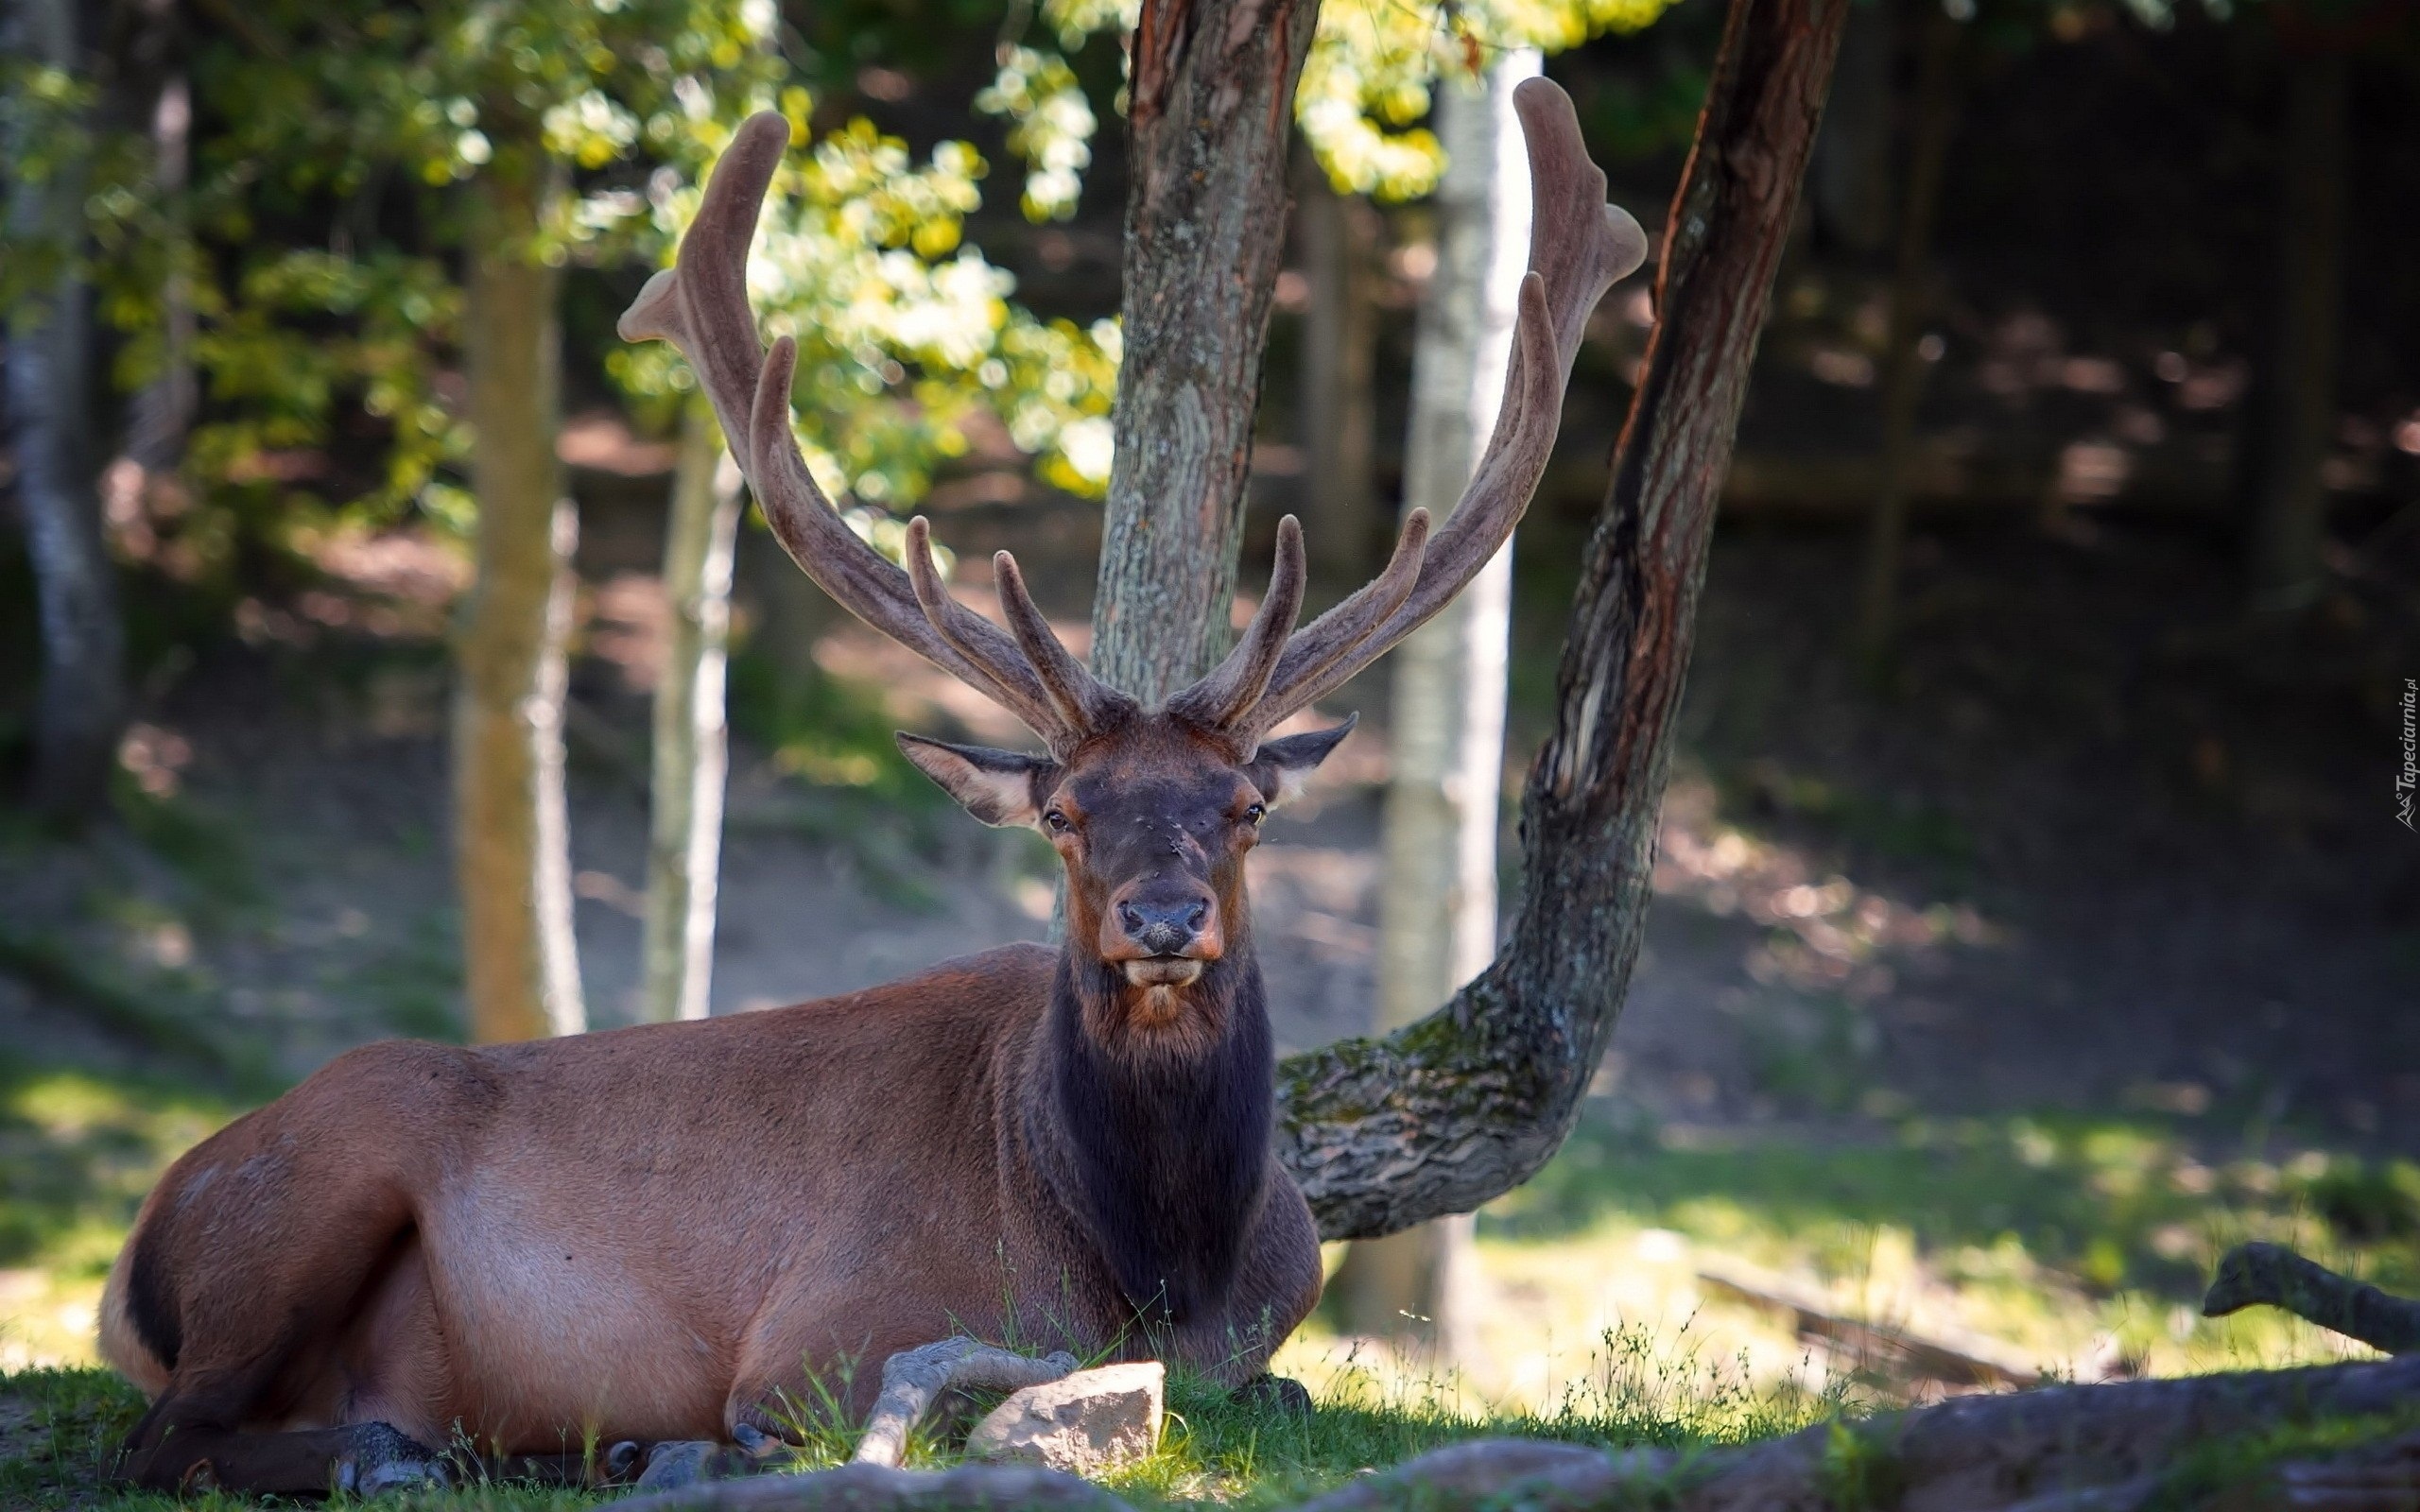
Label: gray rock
xmin=963 ymin=1362 xmax=1165 ymax=1474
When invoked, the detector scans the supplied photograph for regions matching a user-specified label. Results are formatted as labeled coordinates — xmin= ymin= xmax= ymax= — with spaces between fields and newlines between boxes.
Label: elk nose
xmin=1117 ymin=897 xmax=1208 ymax=955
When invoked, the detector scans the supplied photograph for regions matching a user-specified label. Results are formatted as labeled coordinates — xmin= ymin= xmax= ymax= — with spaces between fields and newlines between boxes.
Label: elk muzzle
xmin=1102 ymin=887 xmax=1221 ymax=985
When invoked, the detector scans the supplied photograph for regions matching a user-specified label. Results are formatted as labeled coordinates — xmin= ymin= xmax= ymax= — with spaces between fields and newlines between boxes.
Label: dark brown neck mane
xmin=1032 ymin=936 xmax=1273 ymax=1328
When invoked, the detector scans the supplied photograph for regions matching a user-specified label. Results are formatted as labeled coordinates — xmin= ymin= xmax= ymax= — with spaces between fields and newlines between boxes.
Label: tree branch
xmin=2204 ymin=1243 xmax=2420 ymax=1356
xmin=1273 ymin=0 xmax=1855 ymax=1240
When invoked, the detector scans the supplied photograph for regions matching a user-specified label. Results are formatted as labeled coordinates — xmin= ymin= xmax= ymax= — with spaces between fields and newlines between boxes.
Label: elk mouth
xmin=1121 ymin=957 xmax=1203 ymax=988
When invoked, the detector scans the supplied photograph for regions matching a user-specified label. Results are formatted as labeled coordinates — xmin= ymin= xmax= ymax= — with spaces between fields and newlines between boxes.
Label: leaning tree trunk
xmin=1275 ymin=0 xmax=1853 ymax=1240
xmin=2246 ymin=44 xmax=2346 ymax=614
xmin=640 ymin=399 xmax=744 ymax=1023
xmin=454 ymin=152 xmax=586 ymax=1044
xmin=1089 ymin=0 xmax=1324 ymax=702
xmin=5 ymin=0 xmax=126 ymax=823
xmin=1338 ymin=49 xmax=1539 ymax=1349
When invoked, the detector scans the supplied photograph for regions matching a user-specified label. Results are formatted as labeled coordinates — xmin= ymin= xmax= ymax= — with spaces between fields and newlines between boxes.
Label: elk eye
xmin=1043 ymin=809 xmax=1071 ymax=833
xmin=1243 ymin=803 xmax=1266 ymax=827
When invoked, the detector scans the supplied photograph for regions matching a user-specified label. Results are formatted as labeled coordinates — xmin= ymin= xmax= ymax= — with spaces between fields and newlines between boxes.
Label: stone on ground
xmin=964 ymin=1362 xmax=1165 ymax=1474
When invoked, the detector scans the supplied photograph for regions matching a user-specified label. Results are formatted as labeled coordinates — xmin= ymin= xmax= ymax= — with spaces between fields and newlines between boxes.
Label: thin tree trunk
xmin=455 ymin=157 xmax=585 ymax=1043
xmin=1276 ymin=0 xmax=1853 ymax=1241
xmin=2247 ymin=46 xmax=2346 ymax=614
xmin=641 ymin=399 xmax=744 ymax=1023
xmin=1852 ymin=0 xmax=1958 ymax=668
xmin=1336 ymin=50 xmax=1539 ymax=1351
xmin=1295 ymin=153 xmax=1379 ymax=579
xmin=5 ymin=0 xmax=124 ymax=822
xmin=125 ymin=70 xmax=195 ymax=474
xmin=1089 ymin=0 xmax=1323 ymax=703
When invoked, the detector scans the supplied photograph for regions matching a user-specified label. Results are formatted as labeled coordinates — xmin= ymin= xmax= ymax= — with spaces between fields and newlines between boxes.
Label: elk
xmin=98 ymin=80 xmax=1645 ymax=1497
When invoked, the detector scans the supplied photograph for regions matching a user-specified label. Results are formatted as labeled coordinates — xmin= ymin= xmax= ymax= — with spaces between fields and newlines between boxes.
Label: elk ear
xmin=895 ymin=733 xmax=1057 ymax=828
xmin=1245 ymin=713 xmax=1357 ymax=811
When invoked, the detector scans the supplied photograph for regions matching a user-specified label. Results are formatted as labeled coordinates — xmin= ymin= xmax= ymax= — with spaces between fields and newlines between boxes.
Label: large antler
xmin=619 ymin=114 xmax=1133 ymax=758
xmin=1173 ymin=78 xmax=1648 ymax=751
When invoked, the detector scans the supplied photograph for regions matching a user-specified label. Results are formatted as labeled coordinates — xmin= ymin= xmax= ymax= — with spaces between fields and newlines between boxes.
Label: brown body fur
xmin=100 ymin=943 xmax=1321 ymax=1462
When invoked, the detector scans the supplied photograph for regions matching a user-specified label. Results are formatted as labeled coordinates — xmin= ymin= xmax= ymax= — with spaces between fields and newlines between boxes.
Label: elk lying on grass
xmin=97 ymin=81 xmax=1645 ymax=1496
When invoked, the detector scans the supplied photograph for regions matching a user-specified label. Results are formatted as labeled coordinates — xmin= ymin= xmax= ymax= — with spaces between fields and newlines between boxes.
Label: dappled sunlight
xmin=0 ymin=1070 xmax=232 ymax=1372
xmin=1445 ymin=1108 xmax=2414 ymax=1411
xmin=1652 ymin=767 xmax=2001 ymax=1005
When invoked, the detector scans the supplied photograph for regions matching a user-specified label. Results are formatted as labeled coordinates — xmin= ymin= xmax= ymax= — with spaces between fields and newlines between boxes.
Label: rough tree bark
xmin=454 ymin=154 xmax=586 ymax=1043
xmin=640 ymin=400 xmax=744 ymax=1023
xmin=1293 ymin=151 xmax=1379 ymax=579
xmin=2247 ymin=43 xmax=2346 ymax=614
xmin=5 ymin=0 xmax=127 ymax=822
xmin=1337 ymin=50 xmax=1539 ymax=1348
xmin=1274 ymin=0 xmax=1854 ymax=1240
xmin=1851 ymin=0 xmax=1959 ymax=668
xmin=1088 ymin=0 xmax=1323 ymax=703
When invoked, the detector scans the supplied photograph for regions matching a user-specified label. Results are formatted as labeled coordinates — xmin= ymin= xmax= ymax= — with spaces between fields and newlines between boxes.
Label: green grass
xmin=0 ymin=1333 xmax=1834 ymax=1511
xmin=1469 ymin=1108 xmax=2418 ymax=1386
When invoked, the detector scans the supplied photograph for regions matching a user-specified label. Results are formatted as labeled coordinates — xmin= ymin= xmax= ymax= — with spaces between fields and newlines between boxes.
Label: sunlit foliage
xmin=0 ymin=0 xmax=1118 ymax=598
xmin=977 ymin=0 xmax=1682 ymax=213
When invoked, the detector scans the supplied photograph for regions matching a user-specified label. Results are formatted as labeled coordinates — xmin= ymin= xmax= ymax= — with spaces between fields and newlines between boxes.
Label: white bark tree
xmin=1333 ymin=47 xmax=1540 ymax=1357
xmin=640 ymin=400 xmax=745 ymax=1022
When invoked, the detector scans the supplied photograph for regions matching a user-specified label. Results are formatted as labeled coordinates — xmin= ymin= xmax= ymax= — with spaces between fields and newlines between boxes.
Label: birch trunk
xmin=1275 ymin=0 xmax=1853 ymax=1239
xmin=455 ymin=156 xmax=586 ymax=1043
xmin=1334 ymin=50 xmax=1538 ymax=1353
xmin=6 ymin=0 xmax=125 ymax=822
xmin=1089 ymin=0 xmax=1322 ymax=702
xmin=640 ymin=400 xmax=744 ymax=1022
xmin=1295 ymin=155 xmax=1380 ymax=578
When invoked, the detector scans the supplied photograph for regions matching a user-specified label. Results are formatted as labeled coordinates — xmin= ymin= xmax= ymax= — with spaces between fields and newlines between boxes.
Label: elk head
xmin=621 ymin=84 xmax=1647 ymax=1048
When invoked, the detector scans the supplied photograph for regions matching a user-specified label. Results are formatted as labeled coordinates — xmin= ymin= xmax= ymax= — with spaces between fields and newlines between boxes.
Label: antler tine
xmin=897 ymin=517 xmax=1086 ymax=753
xmin=1241 ymin=78 xmax=1648 ymax=734
xmin=623 ymin=112 xmax=1082 ymax=753
xmin=992 ymin=552 xmax=1135 ymax=739
xmin=1165 ymin=515 xmax=1309 ymax=739
xmin=745 ymin=340 xmax=1073 ymax=746
xmin=1222 ymin=507 xmax=1429 ymax=745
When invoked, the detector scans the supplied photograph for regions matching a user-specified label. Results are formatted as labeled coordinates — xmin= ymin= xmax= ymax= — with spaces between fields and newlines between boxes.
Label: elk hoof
xmin=636 ymin=1439 xmax=723 ymax=1490
xmin=1230 ymin=1374 xmax=1313 ymax=1418
xmin=342 ymin=1421 xmax=449 ymax=1496
xmin=605 ymin=1440 xmax=645 ymax=1481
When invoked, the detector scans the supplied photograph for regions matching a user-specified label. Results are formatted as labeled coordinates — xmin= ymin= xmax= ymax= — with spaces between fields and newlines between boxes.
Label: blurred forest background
xmin=2 ymin=0 xmax=2417 ymax=1411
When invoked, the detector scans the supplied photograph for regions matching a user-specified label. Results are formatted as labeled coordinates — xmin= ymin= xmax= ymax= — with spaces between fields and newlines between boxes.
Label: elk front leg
xmin=120 ymin=1415 xmax=446 ymax=1497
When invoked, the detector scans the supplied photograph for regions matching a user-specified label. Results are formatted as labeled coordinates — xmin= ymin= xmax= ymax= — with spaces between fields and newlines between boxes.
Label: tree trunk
xmin=1294 ymin=153 xmax=1380 ymax=579
xmin=5 ymin=0 xmax=126 ymax=823
xmin=454 ymin=157 xmax=586 ymax=1043
xmin=1088 ymin=0 xmax=1323 ymax=703
xmin=641 ymin=399 xmax=744 ymax=1023
xmin=2247 ymin=45 xmax=2346 ymax=614
xmin=1275 ymin=0 xmax=1853 ymax=1241
xmin=1335 ymin=50 xmax=1539 ymax=1350
xmin=124 ymin=69 xmax=195 ymax=475
xmin=1850 ymin=0 xmax=1958 ymax=669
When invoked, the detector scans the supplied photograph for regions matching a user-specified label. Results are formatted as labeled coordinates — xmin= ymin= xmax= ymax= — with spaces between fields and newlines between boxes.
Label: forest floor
xmin=0 ymin=503 xmax=2414 ymax=1504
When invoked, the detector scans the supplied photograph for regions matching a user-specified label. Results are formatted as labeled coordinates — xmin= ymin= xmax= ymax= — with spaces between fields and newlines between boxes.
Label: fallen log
xmin=1695 ymin=1258 xmax=2050 ymax=1388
